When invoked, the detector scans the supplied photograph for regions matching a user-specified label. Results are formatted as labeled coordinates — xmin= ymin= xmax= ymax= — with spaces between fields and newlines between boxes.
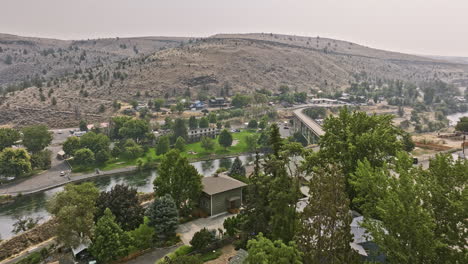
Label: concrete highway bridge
xmin=292 ymin=107 xmax=325 ymax=145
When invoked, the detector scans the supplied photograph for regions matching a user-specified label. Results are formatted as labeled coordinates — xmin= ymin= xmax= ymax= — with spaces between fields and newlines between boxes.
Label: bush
xmin=190 ymin=228 xmax=216 ymax=251
xmin=247 ymin=120 xmax=258 ymax=129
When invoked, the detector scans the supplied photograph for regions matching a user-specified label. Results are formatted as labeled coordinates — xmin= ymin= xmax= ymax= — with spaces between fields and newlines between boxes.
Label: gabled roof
xmin=202 ymin=174 xmax=247 ymax=195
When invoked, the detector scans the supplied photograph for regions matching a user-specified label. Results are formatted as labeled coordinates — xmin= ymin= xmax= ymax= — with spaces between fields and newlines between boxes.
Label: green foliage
xmin=156 ymin=135 xmax=170 ymax=155
xmin=62 ymin=136 xmax=80 ymax=156
xmin=110 ymin=116 xmax=133 ymax=139
xmin=200 ymin=136 xmax=215 ymax=151
xmin=95 ymin=184 xmax=144 ymax=231
xmin=154 ymin=99 xmax=165 ymax=111
xmin=402 ymin=132 xmax=415 ymax=152
xmin=21 ymin=125 xmax=53 ymax=153
xmin=455 ymin=116 xmax=468 ymax=132
xmin=190 ymin=228 xmax=216 ymax=251
xmin=73 ymin=148 xmax=95 ymax=165
xmin=119 ymin=119 xmax=149 ymax=142
xmin=30 ymin=149 xmax=52 ymax=170
xmin=218 ymin=129 xmax=233 ymax=149
xmin=188 ymin=116 xmax=198 ymax=129
xmin=245 ymin=134 xmax=259 ymax=152
xmin=199 ymin=117 xmax=209 ymax=128
xmin=90 ymin=208 xmax=131 ymax=263
xmin=303 ymin=107 xmax=326 ymax=119
xmin=208 ymin=113 xmax=217 ymax=123
xmin=247 ymin=119 xmax=258 ymax=129
xmin=173 ymin=118 xmax=188 ymax=141
xmin=121 ymin=139 xmax=144 ymax=159
xmin=223 ymin=215 xmax=242 ymax=237
xmin=175 ymin=136 xmax=186 ymax=151
xmin=153 ymin=150 xmax=202 ymax=213
xmin=229 ymin=157 xmax=246 ymax=177
xmin=0 ymin=127 xmax=21 ymax=151
xmin=47 ymin=182 xmax=99 ymax=248
xmin=79 ymin=120 xmax=88 ymax=131
xmin=231 ymin=94 xmax=251 ymax=108
xmin=127 ymin=217 xmax=155 ymax=250
xmin=298 ymin=164 xmax=359 ymax=263
xmin=246 ymin=233 xmax=302 ymax=264
xmin=147 ymin=194 xmax=179 ymax=240
xmin=0 ymin=148 xmax=32 ymax=177
xmin=79 ymin=131 xmax=110 ymax=154
xmin=316 ymin=107 xmax=404 ymax=201
xmin=95 ymin=149 xmax=110 ymax=164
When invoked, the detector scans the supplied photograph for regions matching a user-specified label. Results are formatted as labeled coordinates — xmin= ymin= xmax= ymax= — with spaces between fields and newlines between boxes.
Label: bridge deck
xmin=293 ymin=108 xmax=325 ymax=137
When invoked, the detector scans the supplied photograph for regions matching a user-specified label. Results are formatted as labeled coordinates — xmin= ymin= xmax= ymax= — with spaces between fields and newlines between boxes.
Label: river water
xmin=0 ymin=155 xmax=254 ymax=241
xmin=447 ymin=111 xmax=468 ymax=126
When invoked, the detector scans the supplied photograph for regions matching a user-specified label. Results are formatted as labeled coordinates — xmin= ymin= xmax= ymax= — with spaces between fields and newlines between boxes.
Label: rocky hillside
xmin=1 ymin=33 xmax=467 ymax=127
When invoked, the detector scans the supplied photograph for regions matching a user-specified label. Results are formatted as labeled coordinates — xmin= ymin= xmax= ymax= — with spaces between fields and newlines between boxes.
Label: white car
xmin=60 ymin=171 xmax=65 ymax=177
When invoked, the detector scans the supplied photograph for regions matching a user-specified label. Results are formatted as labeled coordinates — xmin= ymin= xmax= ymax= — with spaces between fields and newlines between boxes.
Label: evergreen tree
xmin=153 ymin=150 xmax=202 ymax=213
xmin=199 ymin=117 xmax=209 ymax=128
xmin=79 ymin=120 xmax=88 ymax=131
xmin=268 ymin=123 xmax=282 ymax=157
xmin=297 ymin=164 xmax=358 ymax=263
xmin=229 ymin=157 xmax=246 ymax=177
xmin=175 ymin=136 xmax=186 ymax=151
xmin=201 ymin=136 xmax=215 ymax=151
xmin=188 ymin=116 xmax=198 ymax=130
xmin=156 ymin=135 xmax=170 ymax=155
xmin=90 ymin=208 xmax=130 ymax=263
xmin=147 ymin=194 xmax=179 ymax=240
xmin=95 ymin=184 xmax=144 ymax=231
xmin=173 ymin=118 xmax=188 ymax=141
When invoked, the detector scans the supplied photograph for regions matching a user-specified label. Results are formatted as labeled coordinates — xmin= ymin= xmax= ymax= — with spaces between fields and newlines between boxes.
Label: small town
xmin=0 ymin=1 xmax=467 ymax=264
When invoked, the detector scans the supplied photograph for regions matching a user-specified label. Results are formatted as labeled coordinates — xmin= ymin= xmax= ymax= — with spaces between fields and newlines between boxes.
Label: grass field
xmin=72 ymin=130 xmax=257 ymax=173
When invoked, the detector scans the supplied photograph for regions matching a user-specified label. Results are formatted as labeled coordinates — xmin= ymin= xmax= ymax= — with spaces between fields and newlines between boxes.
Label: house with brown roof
xmin=200 ymin=174 xmax=247 ymax=216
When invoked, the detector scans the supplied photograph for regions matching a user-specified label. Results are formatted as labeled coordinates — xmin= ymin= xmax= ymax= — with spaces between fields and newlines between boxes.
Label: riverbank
xmin=0 ymin=151 xmax=254 ymax=198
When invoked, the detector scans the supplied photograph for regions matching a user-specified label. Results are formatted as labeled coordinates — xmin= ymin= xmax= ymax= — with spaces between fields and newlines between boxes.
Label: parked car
xmin=60 ymin=171 xmax=65 ymax=177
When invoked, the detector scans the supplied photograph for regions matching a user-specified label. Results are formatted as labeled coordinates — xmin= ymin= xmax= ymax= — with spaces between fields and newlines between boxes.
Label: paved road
xmin=0 ymin=129 xmax=75 ymax=196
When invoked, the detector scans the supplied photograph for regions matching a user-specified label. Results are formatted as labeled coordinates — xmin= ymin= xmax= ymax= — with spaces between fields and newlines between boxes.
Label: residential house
xmin=200 ymin=174 xmax=247 ymax=216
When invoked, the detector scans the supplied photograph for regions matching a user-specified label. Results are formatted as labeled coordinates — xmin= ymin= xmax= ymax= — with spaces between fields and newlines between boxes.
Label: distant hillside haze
xmin=0 ymin=32 xmax=467 ymax=127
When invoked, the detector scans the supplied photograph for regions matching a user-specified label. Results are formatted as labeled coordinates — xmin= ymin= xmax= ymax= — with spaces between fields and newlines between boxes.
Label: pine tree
xmin=90 ymin=208 xmax=130 ymax=263
xmin=175 ymin=136 xmax=186 ymax=151
xmin=218 ymin=129 xmax=233 ymax=149
xmin=188 ymin=116 xmax=198 ymax=130
xmin=156 ymin=135 xmax=170 ymax=155
xmin=147 ymin=194 xmax=179 ymax=240
xmin=229 ymin=157 xmax=246 ymax=177
xmin=297 ymin=164 xmax=359 ymax=263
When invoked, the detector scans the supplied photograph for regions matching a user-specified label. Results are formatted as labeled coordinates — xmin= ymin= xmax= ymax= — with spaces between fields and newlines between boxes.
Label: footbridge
xmin=292 ymin=107 xmax=325 ymax=145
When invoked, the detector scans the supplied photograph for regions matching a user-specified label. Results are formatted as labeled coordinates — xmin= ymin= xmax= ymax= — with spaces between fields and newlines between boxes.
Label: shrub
xmin=190 ymin=228 xmax=216 ymax=251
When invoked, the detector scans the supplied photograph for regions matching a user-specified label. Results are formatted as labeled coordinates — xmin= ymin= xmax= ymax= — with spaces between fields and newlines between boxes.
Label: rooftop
xmin=202 ymin=174 xmax=247 ymax=195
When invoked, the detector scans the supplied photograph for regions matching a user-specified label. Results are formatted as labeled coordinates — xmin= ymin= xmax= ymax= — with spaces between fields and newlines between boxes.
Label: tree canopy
xmin=21 ymin=125 xmax=53 ymax=153
xmin=147 ymin=194 xmax=179 ymax=240
xmin=0 ymin=148 xmax=31 ymax=177
xmin=0 ymin=128 xmax=21 ymax=151
xmin=218 ymin=129 xmax=233 ymax=149
xmin=246 ymin=233 xmax=302 ymax=264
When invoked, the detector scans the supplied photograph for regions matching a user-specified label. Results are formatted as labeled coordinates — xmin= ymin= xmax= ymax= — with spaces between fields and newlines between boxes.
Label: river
xmin=447 ymin=111 xmax=468 ymax=126
xmin=0 ymin=155 xmax=254 ymax=241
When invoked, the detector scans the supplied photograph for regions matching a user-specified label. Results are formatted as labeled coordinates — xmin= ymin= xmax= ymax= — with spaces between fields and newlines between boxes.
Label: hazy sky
xmin=2 ymin=0 xmax=467 ymax=56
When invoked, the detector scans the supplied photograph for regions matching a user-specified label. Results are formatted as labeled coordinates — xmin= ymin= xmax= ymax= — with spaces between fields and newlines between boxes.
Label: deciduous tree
xmin=21 ymin=125 xmax=53 ymax=153
xmin=0 ymin=128 xmax=20 ymax=151
xmin=0 ymin=148 xmax=32 ymax=177
xmin=246 ymin=233 xmax=302 ymax=264
xmin=218 ymin=129 xmax=233 ymax=149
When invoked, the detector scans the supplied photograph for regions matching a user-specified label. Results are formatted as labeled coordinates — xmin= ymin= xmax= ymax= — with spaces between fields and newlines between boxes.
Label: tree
xmin=30 ymin=149 xmax=52 ymax=170
xmin=127 ymin=217 xmax=155 ymax=250
xmin=51 ymin=97 xmax=57 ymax=106
xmin=90 ymin=208 xmax=130 ymax=263
xmin=156 ymin=135 xmax=170 ymax=155
xmin=79 ymin=131 xmax=110 ymax=154
xmin=121 ymin=139 xmax=144 ymax=159
xmin=95 ymin=149 xmax=110 ymax=164
xmin=154 ymin=99 xmax=165 ymax=111
xmin=200 ymin=136 xmax=215 ymax=151
xmin=4 ymin=54 xmax=12 ymax=65
xmin=362 ymin=152 xmax=437 ymax=263
xmin=208 ymin=113 xmax=217 ymax=124
xmin=153 ymin=150 xmax=202 ymax=213
xmin=73 ymin=148 xmax=95 ymax=165
xmin=47 ymin=182 xmax=99 ymax=248
xmin=190 ymin=228 xmax=215 ymax=251
xmin=216 ymin=122 xmax=222 ymax=129
xmin=316 ymin=107 xmax=404 ymax=201
xmin=199 ymin=117 xmax=209 ymax=128
xmin=229 ymin=157 xmax=246 ymax=177
xmin=62 ymin=136 xmax=81 ymax=156
xmin=12 ymin=215 xmax=42 ymax=234
xmin=119 ymin=119 xmax=149 ymax=142
xmin=79 ymin=120 xmax=88 ymax=131
xmin=402 ymin=132 xmax=415 ymax=152
xmin=218 ymin=129 xmax=233 ymax=149
xmin=175 ymin=136 xmax=186 ymax=151
xmin=231 ymin=94 xmax=251 ymax=108
xmin=279 ymin=85 xmax=290 ymax=94
xmin=110 ymin=116 xmax=132 ymax=139
xmin=421 ymin=154 xmax=467 ymax=263
xmin=147 ymin=194 xmax=179 ymax=240
xmin=246 ymin=233 xmax=302 ymax=264
xmin=297 ymin=164 xmax=358 ymax=263
xmin=95 ymin=184 xmax=144 ymax=231
xmin=248 ymin=120 xmax=258 ymax=129
xmin=21 ymin=125 xmax=53 ymax=153
xmin=455 ymin=116 xmax=468 ymax=133
xmin=173 ymin=118 xmax=188 ymax=141
xmin=188 ymin=116 xmax=198 ymax=130
xmin=0 ymin=148 xmax=32 ymax=177
xmin=245 ymin=134 xmax=259 ymax=152
xmin=0 ymin=128 xmax=21 ymax=151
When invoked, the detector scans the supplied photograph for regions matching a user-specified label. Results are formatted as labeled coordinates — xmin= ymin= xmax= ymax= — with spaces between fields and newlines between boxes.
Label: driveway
xmin=177 ymin=213 xmax=234 ymax=245
xmin=124 ymin=245 xmax=180 ymax=264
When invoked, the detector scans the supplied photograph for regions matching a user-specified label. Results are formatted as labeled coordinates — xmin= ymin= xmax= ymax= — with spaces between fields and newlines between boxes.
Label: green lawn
xmin=71 ymin=130 xmax=257 ymax=173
